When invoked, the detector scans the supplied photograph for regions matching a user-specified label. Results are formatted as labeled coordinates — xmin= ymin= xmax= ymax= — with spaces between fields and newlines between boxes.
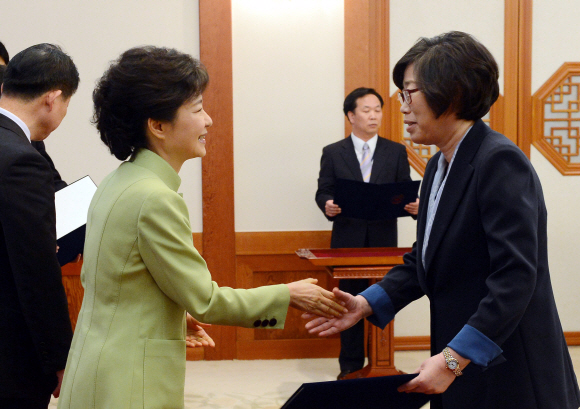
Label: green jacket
xmin=58 ymin=149 xmax=289 ymax=409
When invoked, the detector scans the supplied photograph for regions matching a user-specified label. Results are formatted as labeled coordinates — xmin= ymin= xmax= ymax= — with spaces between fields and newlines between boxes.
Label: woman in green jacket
xmin=57 ymin=46 xmax=346 ymax=409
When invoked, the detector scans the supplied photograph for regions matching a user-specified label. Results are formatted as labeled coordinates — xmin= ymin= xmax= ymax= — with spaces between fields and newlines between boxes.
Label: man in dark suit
xmin=0 ymin=43 xmax=79 ymax=409
xmin=1 ymin=41 xmax=66 ymax=192
xmin=315 ymin=87 xmax=418 ymax=379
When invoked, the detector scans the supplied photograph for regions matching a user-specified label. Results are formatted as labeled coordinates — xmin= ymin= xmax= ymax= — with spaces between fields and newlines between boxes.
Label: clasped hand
xmin=302 ymin=288 xmax=371 ymax=335
xmin=287 ymin=279 xmax=348 ymax=319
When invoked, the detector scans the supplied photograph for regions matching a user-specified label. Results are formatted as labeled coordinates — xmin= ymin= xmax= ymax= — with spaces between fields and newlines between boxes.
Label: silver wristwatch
xmin=443 ymin=347 xmax=463 ymax=376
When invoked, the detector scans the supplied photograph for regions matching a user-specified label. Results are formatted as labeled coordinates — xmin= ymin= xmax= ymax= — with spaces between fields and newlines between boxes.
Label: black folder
xmin=282 ymin=373 xmax=430 ymax=409
xmin=57 ymin=225 xmax=86 ymax=266
xmin=333 ymin=179 xmax=420 ymax=221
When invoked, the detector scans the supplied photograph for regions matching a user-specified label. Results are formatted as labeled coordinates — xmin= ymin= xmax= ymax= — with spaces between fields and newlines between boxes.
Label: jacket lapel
xmin=369 ymin=137 xmax=392 ymax=183
xmin=422 ymin=120 xmax=489 ymax=273
xmin=339 ymin=136 xmax=364 ymax=181
xmin=416 ymin=151 xmax=438 ymax=273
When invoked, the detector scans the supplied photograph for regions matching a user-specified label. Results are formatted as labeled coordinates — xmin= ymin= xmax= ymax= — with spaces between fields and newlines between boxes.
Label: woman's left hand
xmin=287 ymin=278 xmax=348 ymax=319
xmin=185 ymin=313 xmax=215 ymax=348
xmin=397 ymin=353 xmax=455 ymax=394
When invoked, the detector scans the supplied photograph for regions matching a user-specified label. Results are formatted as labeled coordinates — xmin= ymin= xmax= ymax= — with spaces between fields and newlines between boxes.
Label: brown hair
xmin=93 ymin=46 xmax=209 ymax=160
xmin=393 ymin=31 xmax=499 ymax=120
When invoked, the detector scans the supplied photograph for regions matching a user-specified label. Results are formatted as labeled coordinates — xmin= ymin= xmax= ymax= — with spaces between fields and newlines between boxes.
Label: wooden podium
xmin=296 ymin=247 xmax=411 ymax=379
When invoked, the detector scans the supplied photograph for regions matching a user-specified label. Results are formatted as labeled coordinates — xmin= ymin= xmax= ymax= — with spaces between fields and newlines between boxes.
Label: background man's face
xmin=348 ymin=94 xmax=383 ymax=140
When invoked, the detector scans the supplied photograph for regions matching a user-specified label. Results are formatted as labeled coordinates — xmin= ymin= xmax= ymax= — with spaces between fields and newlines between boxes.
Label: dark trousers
xmin=338 ymin=277 xmax=370 ymax=371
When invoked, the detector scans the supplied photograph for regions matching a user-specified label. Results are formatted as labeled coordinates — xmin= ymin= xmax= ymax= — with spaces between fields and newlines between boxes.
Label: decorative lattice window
xmin=533 ymin=62 xmax=580 ymax=175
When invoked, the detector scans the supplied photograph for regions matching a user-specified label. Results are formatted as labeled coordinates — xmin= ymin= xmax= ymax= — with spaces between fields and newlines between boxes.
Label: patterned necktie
xmin=360 ymin=143 xmax=372 ymax=182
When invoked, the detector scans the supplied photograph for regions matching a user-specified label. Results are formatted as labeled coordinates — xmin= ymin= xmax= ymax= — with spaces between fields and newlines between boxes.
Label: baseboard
xmin=394 ymin=336 xmax=430 ymax=351
xmin=186 ymin=346 xmax=205 ymax=361
xmin=392 ymin=333 xmax=580 ymax=352
xmin=565 ymin=332 xmax=580 ymax=346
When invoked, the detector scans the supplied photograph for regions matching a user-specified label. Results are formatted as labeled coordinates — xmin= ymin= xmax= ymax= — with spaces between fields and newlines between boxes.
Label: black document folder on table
xmin=334 ymin=179 xmax=420 ymax=221
xmin=55 ymin=176 xmax=97 ymax=266
xmin=282 ymin=373 xmax=429 ymax=409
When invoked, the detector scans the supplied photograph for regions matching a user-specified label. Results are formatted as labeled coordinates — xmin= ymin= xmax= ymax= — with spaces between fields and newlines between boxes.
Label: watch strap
xmin=443 ymin=347 xmax=463 ymax=376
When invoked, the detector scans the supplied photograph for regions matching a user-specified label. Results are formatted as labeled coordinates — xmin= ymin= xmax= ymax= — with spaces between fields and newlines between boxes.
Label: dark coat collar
xmin=0 ymin=112 xmax=28 ymax=142
xmin=370 ymin=137 xmax=396 ymax=183
xmin=419 ymin=119 xmax=490 ymax=272
xmin=339 ymin=136 xmax=364 ymax=182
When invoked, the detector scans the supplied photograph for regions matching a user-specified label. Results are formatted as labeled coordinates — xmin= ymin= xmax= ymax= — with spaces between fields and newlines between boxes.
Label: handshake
xmin=186 ymin=280 xmax=370 ymax=348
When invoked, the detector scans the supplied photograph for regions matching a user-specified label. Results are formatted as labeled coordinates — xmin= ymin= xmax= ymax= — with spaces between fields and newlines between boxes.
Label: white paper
xmin=55 ymin=176 xmax=97 ymax=239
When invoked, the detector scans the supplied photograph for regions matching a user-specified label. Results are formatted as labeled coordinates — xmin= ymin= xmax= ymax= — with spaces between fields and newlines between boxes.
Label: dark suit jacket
xmin=376 ymin=120 xmax=580 ymax=409
xmin=0 ymin=113 xmax=73 ymax=398
xmin=31 ymin=140 xmax=67 ymax=191
xmin=316 ymin=136 xmax=412 ymax=248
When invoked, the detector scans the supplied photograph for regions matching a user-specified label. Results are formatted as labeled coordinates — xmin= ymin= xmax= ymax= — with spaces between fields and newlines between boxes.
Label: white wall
xmin=232 ymin=0 xmax=345 ymax=232
xmin=390 ymin=0 xmax=505 ymax=96
xmin=1 ymin=0 xmax=203 ymax=231
xmin=532 ymin=0 xmax=580 ymax=331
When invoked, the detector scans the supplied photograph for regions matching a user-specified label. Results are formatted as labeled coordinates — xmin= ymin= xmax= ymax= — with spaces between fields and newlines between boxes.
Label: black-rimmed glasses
xmin=397 ymin=88 xmax=420 ymax=105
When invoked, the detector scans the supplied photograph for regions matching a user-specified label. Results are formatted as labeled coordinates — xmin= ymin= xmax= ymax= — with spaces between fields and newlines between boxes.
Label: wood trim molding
xmin=192 ymin=232 xmax=203 ymax=255
xmin=565 ymin=332 xmax=580 ymax=346
xmin=236 ymin=231 xmax=331 ymax=255
xmin=517 ymin=0 xmax=533 ymax=157
xmin=393 ymin=333 xmax=580 ymax=350
xmin=489 ymin=95 xmax=505 ymax=135
xmin=504 ymin=0 xmax=520 ymax=145
xmin=199 ymin=0 xmax=236 ymax=360
xmin=504 ymin=0 xmax=533 ymax=155
xmin=394 ymin=336 xmax=430 ymax=351
xmin=344 ymin=0 xmax=390 ymax=139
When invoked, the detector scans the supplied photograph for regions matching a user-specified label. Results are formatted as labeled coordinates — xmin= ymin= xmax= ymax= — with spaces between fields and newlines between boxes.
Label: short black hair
xmin=0 ymin=41 xmax=9 ymax=65
xmin=343 ymin=87 xmax=384 ymax=117
xmin=393 ymin=31 xmax=499 ymax=120
xmin=93 ymin=46 xmax=209 ymax=161
xmin=0 ymin=64 xmax=5 ymax=82
xmin=0 ymin=65 xmax=6 ymax=96
xmin=2 ymin=43 xmax=79 ymax=101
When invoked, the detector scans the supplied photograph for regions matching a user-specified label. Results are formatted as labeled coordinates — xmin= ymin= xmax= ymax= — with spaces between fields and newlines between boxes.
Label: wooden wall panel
xmin=344 ymin=0 xmax=390 ymax=139
xmin=505 ymin=0 xmax=533 ymax=153
xmin=61 ymin=260 xmax=84 ymax=331
xmin=517 ymin=0 xmax=533 ymax=156
xmin=199 ymin=0 xmax=237 ymax=361
xmin=60 ymin=231 xmax=580 ymax=362
xmin=236 ymin=232 xmax=340 ymax=359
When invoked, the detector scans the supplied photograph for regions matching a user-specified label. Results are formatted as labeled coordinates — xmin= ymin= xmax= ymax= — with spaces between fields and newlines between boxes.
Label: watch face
xmin=448 ymin=360 xmax=458 ymax=370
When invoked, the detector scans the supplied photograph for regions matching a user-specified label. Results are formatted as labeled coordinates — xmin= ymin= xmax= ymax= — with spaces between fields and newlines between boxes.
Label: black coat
xmin=377 ymin=120 xmax=580 ymax=408
xmin=31 ymin=140 xmax=67 ymax=192
xmin=316 ymin=136 xmax=412 ymax=248
xmin=0 ymin=113 xmax=72 ymax=398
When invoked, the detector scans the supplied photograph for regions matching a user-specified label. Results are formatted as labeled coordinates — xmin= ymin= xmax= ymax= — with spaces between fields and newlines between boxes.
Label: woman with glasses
xmin=56 ymin=46 xmax=347 ymax=409
xmin=305 ymin=31 xmax=579 ymax=409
